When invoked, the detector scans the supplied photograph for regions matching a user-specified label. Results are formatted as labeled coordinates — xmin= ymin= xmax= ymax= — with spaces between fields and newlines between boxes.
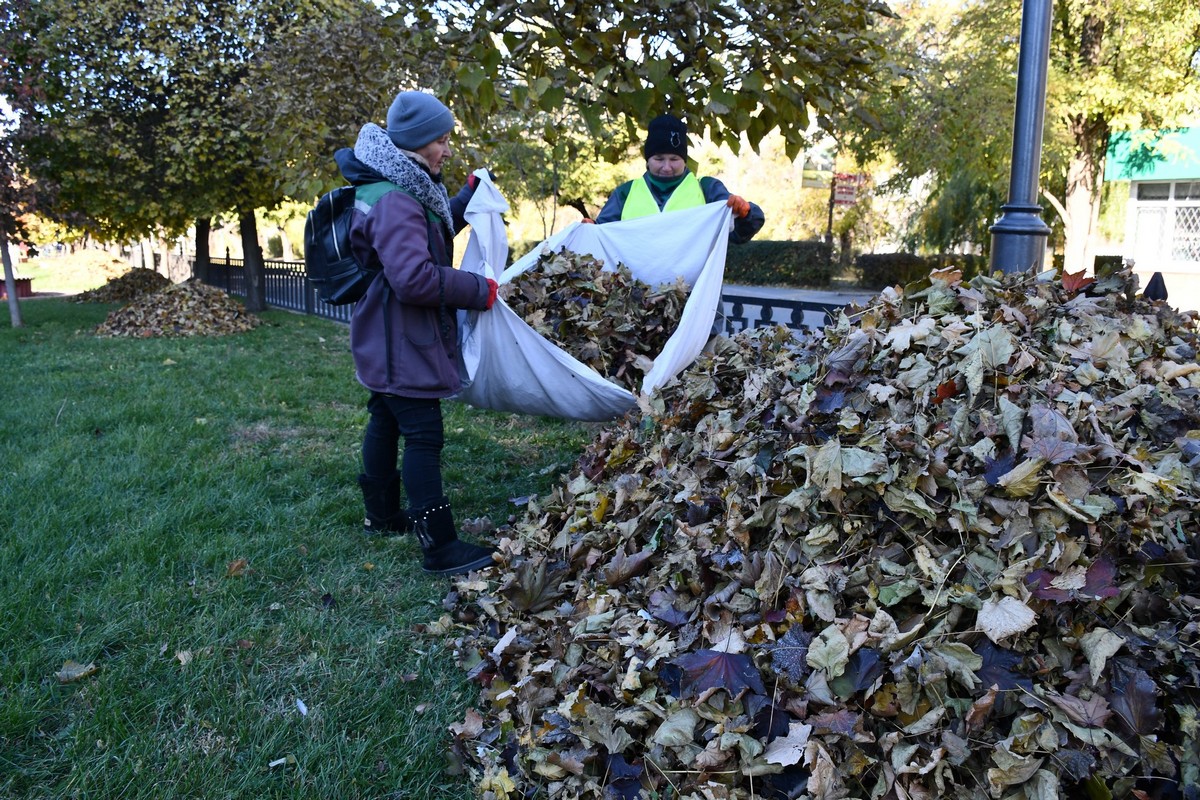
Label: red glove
xmin=580 ymin=218 xmax=596 ymax=224
xmin=485 ymin=278 xmax=498 ymax=310
xmin=727 ymin=195 xmax=750 ymax=219
xmin=466 ymin=169 xmax=497 ymax=191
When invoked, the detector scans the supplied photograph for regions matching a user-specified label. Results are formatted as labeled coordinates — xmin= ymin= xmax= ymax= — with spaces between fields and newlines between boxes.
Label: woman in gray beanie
xmin=331 ymin=89 xmax=499 ymax=576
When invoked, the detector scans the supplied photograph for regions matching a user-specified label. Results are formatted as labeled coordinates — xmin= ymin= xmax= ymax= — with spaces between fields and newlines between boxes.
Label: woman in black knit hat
xmin=590 ymin=113 xmax=765 ymax=245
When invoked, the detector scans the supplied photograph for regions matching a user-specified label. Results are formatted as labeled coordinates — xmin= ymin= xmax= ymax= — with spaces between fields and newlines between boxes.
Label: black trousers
xmin=361 ymin=392 xmax=445 ymax=511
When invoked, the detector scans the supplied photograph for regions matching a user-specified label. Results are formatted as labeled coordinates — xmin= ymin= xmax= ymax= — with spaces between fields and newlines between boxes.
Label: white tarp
xmin=454 ymin=172 xmax=732 ymax=421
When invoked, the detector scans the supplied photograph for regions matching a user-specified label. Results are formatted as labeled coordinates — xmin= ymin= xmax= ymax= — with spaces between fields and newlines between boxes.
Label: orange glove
xmin=485 ymin=278 xmax=498 ymax=310
xmin=727 ymin=195 xmax=750 ymax=219
xmin=580 ymin=218 xmax=596 ymax=224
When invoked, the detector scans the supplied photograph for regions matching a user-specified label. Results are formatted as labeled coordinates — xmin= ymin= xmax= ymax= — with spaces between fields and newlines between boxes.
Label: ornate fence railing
xmin=198 ymin=257 xmax=853 ymax=334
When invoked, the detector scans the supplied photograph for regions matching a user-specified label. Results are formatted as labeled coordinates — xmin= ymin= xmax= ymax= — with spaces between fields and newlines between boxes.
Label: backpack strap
xmin=354 ymin=181 xmax=403 ymax=211
xmin=354 ymin=181 xmax=442 ymax=225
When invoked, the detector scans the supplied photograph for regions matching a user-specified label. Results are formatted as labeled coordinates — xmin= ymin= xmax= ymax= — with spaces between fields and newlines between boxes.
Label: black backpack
xmin=303 ymin=182 xmax=401 ymax=305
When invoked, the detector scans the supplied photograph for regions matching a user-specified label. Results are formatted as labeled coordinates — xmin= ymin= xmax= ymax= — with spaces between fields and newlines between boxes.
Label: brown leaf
xmin=1046 ymin=691 xmax=1112 ymax=728
xmin=602 ymin=546 xmax=653 ymax=586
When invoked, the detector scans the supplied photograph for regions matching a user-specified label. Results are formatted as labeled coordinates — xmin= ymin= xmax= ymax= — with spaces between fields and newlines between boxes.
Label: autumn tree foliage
xmin=422 ymin=0 xmax=895 ymax=163
xmin=847 ymin=0 xmax=1200 ymax=268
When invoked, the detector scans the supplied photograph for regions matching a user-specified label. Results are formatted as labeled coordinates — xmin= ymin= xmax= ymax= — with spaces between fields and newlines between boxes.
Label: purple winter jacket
xmin=346 ymin=184 xmax=490 ymax=398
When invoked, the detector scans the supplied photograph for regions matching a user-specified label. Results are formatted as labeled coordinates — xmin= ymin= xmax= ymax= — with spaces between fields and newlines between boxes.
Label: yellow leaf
xmin=591 ymin=494 xmax=610 ymax=523
xmin=480 ymin=767 xmax=516 ymax=798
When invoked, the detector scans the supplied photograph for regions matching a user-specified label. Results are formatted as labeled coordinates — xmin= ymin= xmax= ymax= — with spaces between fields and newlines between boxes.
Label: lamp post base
xmin=990 ymin=203 xmax=1051 ymax=274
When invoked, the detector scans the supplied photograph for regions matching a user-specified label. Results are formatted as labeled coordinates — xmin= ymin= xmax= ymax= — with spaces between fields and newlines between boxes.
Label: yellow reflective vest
xmin=620 ymin=173 xmax=707 ymax=220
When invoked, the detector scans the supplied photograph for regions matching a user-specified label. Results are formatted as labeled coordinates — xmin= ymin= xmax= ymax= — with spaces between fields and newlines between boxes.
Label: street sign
xmin=833 ymin=173 xmax=866 ymax=206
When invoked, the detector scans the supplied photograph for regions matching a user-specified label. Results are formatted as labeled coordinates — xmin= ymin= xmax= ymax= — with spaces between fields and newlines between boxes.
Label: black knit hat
xmin=644 ymin=114 xmax=688 ymax=159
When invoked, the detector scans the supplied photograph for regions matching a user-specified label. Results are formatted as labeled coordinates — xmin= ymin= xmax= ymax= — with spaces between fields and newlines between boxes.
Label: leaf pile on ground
xmin=499 ymin=250 xmax=691 ymax=392
xmin=95 ymin=280 xmax=261 ymax=338
xmin=446 ymin=266 xmax=1200 ymax=799
xmin=73 ymin=267 xmax=171 ymax=303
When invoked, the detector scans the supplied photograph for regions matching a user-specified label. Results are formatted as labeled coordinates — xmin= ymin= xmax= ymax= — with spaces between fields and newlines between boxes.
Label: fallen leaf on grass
xmin=55 ymin=660 xmax=99 ymax=683
xmin=175 ymin=651 xmax=193 ymax=666
xmin=451 ymin=708 xmax=485 ymax=739
xmin=225 ymin=558 xmax=249 ymax=577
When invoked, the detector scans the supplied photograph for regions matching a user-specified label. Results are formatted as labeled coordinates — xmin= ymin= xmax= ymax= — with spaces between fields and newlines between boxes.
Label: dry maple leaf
xmin=673 ymin=649 xmax=765 ymax=699
xmin=1062 ymin=270 xmax=1096 ymax=294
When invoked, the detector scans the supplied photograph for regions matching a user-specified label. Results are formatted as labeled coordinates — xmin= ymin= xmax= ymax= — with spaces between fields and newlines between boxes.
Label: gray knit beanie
xmin=386 ymin=91 xmax=455 ymax=150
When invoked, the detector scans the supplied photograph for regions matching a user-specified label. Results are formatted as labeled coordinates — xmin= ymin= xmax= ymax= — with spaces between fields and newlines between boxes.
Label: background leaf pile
xmin=447 ymin=266 xmax=1200 ymax=800
xmin=499 ymin=250 xmax=691 ymax=392
xmin=73 ymin=267 xmax=171 ymax=303
xmin=94 ymin=280 xmax=261 ymax=337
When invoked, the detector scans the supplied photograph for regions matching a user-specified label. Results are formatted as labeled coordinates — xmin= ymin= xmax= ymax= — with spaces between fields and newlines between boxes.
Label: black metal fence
xmin=202 ymin=255 xmax=355 ymax=324
xmin=198 ymin=256 xmax=851 ymax=334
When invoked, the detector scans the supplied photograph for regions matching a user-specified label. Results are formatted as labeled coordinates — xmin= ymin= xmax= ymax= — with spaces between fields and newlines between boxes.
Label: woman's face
xmin=415 ymin=134 xmax=453 ymax=175
xmin=647 ymin=153 xmax=686 ymax=178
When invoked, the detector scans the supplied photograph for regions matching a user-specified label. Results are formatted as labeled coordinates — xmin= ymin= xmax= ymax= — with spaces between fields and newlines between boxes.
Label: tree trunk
xmin=276 ymin=225 xmax=293 ymax=261
xmin=1062 ymin=114 xmax=1107 ymax=274
xmin=2 ymin=227 xmax=24 ymax=328
xmin=240 ymin=210 xmax=267 ymax=312
xmin=838 ymin=229 xmax=853 ymax=270
xmin=1060 ymin=12 xmax=1107 ymax=275
xmin=194 ymin=217 xmax=211 ymax=282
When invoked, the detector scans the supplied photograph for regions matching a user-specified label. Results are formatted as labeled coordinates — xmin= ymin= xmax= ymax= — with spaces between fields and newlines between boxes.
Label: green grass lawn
xmin=0 ymin=298 xmax=594 ymax=799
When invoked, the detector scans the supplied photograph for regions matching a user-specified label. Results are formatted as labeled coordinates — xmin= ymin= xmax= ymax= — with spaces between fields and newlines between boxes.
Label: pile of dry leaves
xmin=74 ymin=267 xmax=171 ymax=303
xmin=446 ymin=266 xmax=1200 ymax=799
xmin=95 ymin=280 xmax=260 ymax=337
xmin=499 ymin=250 xmax=690 ymax=392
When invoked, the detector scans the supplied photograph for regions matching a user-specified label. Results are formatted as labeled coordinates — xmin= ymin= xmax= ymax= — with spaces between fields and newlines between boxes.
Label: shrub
xmin=857 ymin=252 xmax=930 ymax=289
xmin=508 ymin=238 xmax=835 ymax=288
xmin=724 ymin=240 xmax=833 ymax=287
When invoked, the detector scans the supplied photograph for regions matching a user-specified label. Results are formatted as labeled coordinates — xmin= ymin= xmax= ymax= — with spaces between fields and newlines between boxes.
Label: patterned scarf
xmin=353 ymin=123 xmax=454 ymax=227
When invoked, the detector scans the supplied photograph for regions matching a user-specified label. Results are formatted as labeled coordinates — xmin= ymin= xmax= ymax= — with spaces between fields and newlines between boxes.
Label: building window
xmin=1177 ymin=182 xmax=1200 ymax=200
xmin=1138 ymin=183 xmax=1172 ymax=201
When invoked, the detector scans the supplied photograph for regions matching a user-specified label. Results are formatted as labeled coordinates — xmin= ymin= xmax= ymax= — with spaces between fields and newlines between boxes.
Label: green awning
xmin=1105 ymin=128 xmax=1200 ymax=182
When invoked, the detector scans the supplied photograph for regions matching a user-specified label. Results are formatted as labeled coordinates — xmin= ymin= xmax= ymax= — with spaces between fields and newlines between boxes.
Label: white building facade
xmin=1106 ymin=128 xmax=1200 ymax=312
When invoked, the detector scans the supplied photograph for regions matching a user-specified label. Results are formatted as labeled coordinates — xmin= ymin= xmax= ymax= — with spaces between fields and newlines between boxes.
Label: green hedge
xmin=856 ymin=252 xmax=991 ymax=290
xmin=724 ymin=240 xmax=834 ymax=287
xmin=509 ymin=238 xmax=834 ymax=288
xmin=857 ymin=253 xmax=931 ymax=290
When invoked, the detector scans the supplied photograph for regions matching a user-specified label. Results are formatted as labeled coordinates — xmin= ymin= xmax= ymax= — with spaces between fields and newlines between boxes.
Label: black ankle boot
xmin=357 ymin=473 xmax=411 ymax=536
xmin=411 ymin=498 xmax=496 ymax=575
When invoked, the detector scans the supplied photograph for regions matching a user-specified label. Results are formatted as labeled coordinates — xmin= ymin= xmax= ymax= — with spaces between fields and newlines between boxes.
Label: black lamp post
xmin=989 ymin=0 xmax=1054 ymax=274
